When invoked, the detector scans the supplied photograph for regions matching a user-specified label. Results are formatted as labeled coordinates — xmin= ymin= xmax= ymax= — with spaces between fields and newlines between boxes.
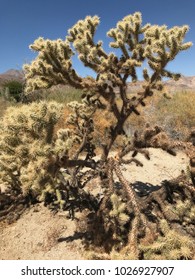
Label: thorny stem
xmin=113 ymin=159 xmax=140 ymax=215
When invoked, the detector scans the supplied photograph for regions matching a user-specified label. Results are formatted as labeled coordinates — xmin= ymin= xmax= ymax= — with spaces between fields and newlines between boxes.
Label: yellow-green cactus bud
xmin=54 ymin=189 xmax=65 ymax=209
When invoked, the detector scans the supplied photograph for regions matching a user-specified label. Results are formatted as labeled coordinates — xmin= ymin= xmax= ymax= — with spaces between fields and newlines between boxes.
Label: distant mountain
xmin=127 ymin=75 xmax=195 ymax=93
xmin=0 ymin=69 xmax=24 ymax=85
xmin=164 ymin=75 xmax=195 ymax=92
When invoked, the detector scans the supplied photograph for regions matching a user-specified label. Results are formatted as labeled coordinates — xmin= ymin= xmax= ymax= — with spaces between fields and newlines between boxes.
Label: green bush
xmin=1 ymin=80 xmax=24 ymax=102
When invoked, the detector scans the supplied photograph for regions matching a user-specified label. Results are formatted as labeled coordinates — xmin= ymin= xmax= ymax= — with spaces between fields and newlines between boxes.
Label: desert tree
xmin=23 ymin=12 xmax=192 ymax=157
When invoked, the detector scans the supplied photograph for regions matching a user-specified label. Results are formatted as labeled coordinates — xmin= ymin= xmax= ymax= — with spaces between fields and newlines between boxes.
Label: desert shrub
xmin=124 ymin=91 xmax=195 ymax=140
xmin=0 ymin=95 xmax=15 ymax=117
xmin=154 ymin=91 xmax=195 ymax=139
xmin=0 ymin=101 xmax=64 ymax=196
xmin=1 ymin=80 xmax=23 ymax=102
xmin=21 ymin=85 xmax=82 ymax=104
xmin=44 ymin=86 xmax=82 ymax=103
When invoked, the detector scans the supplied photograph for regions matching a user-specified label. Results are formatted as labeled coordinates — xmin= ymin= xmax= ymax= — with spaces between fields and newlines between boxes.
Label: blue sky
xmin=0 ymin=0 xmax=195 ymax=77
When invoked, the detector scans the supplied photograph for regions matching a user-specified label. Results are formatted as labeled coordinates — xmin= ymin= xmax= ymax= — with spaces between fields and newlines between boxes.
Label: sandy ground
xmin=0 ymin=204 xmax=85 ymax=260
xmin=0 ymin=148 xmax=189 ymax=260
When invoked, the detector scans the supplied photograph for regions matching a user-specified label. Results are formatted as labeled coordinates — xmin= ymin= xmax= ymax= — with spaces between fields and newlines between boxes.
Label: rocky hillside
xmin=164 ymin=75 xmax=195 ymax=92
xmin=127 ymin=75 xmax=195 ymax=93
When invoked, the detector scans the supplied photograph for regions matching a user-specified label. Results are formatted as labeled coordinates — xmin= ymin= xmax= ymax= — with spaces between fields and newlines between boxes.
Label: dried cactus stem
xmin=113 ymin=159 xmax=140 ymax=215
xmin=112 ymin=158 xmax=144 ymax=255
xmin=107 ymin=157 xmax=115 ymax=192
xmin=150 ymin=193 xmax=179 ymax=222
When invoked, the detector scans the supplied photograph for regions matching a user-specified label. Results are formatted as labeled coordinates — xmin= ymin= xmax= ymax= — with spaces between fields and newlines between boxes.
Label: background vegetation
xmin=1 ymin=86 xmax=195 ymax=143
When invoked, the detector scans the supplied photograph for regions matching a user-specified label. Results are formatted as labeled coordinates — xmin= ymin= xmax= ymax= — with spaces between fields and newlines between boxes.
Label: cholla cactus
xmin=173 ymin=200 xmax=195 ymax=225
xmin=0 ymin=99 xmax=95 ymax=198
xmin=109 ymin=193 xmax=130 ymax=240
xmin=23 ymin=12 xmax=192 ymax=159
xmin=140 ymin=219 xmax=195 ymax=260
xmin=23 ymin=38 xmax=80 ymax=92
xmin=0 ymin=101 xmax=63 ymax=196
xmin=24 ymin=12 xmax=192 ymax=91
xmin=1 ymin=12 xmax=193 ymax=257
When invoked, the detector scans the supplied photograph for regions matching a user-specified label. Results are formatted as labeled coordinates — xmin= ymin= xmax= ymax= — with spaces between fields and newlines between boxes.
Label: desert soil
xmin=0 ymin=148 xmax=189 ymax=260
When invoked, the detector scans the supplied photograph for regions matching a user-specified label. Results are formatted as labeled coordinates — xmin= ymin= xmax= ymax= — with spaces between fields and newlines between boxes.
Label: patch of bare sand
xmin=122 ymin=148 xmax=189 ymax=184
xmin=0 ymin=204 xmax=85 ymax=260
xmin=0 ymin=148 xmax=189 ymax=260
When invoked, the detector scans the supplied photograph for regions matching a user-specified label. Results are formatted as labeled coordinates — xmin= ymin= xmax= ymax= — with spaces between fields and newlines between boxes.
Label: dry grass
xmin=124 ymin=90 xmax=195 ymax=140
xmin=155 ymin=91 xmax=195 ymax=139
xmin=24 ymin=85 xmax=82 ymax=104
xmin=0 ymin=96 xmax=14 ymax=118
